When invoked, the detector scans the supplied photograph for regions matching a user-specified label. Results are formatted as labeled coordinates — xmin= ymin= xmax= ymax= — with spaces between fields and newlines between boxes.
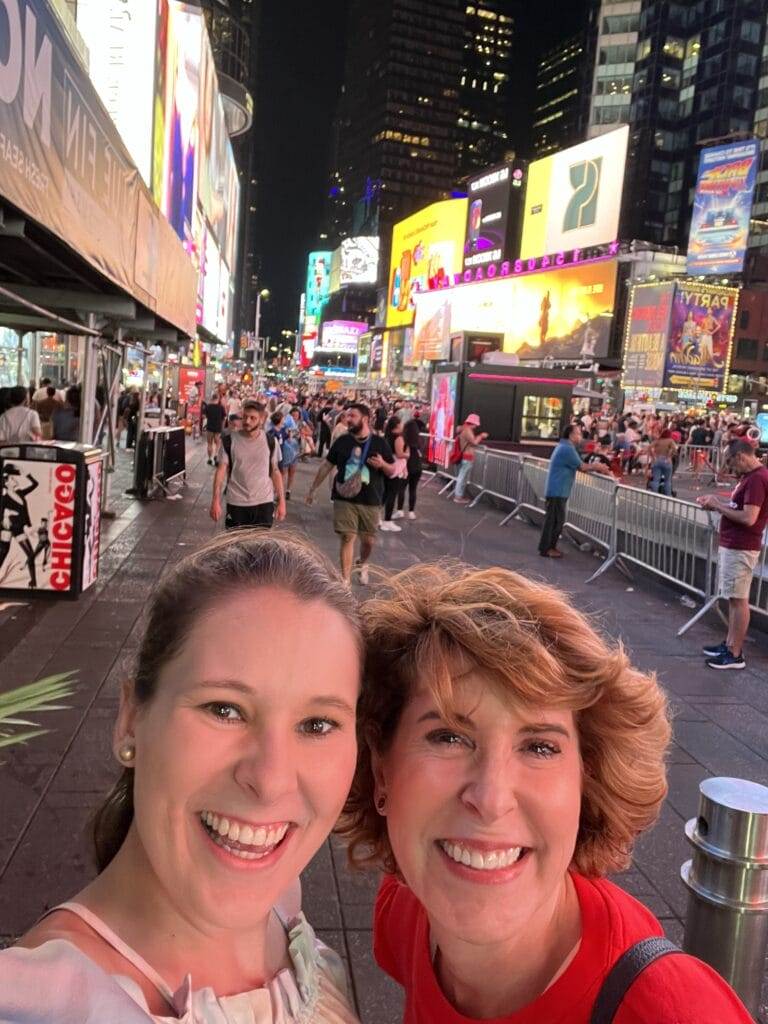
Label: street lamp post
xmin=254 ymin=288 xmax=270 ymax=373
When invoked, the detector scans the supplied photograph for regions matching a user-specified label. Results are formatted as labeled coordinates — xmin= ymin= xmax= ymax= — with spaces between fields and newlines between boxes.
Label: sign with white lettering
xmin=663 ymin=284 xmax=739 ymax=392
xmin=463 ymin=163 xmax=516 ymax=270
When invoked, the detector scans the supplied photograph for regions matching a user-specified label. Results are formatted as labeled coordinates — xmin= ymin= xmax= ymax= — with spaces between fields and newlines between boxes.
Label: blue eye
xmin=203 ymin=702 xmax=244 ymax=723
xmin=299 ymin=717 xmax=340 ymax=738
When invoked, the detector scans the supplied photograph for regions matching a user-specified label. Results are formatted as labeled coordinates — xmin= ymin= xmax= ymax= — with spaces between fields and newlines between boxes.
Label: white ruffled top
xmin=0 ymin=902 xmax=360 ymax=1023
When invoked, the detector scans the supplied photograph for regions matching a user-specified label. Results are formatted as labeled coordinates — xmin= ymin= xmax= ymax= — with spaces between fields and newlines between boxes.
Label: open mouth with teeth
xmin=199 ymin=811 xmax=292 ymax=862
xmin=437 ymin=839 xmax=530 ymax=873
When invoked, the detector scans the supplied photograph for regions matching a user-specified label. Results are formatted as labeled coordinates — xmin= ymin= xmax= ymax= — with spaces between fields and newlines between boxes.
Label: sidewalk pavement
xmin=1 ymin=442 xmax=767 ymax=1023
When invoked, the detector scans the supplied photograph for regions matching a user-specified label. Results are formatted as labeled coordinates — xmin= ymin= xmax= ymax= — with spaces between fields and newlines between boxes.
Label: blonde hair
xmin=338 ymin=563 xmax=671 ymax=877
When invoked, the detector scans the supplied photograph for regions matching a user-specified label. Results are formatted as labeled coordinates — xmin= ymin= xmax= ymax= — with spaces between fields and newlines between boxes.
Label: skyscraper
xmin=457 ymin=0 xmax=517 ymax=179
xmin=532 ymin=32 xmax=590 ymax=157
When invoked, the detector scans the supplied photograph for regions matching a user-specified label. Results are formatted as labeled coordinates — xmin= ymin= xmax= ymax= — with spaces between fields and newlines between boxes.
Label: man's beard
xmin=349 ymin=422 xmax=365 ymax=436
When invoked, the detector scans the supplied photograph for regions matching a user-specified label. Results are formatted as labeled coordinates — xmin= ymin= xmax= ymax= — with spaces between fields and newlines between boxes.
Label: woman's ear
xmin=371 ymin=749 xmax=389 ymax=809
xmin=113 ymin=679 xmax=139 ymax=760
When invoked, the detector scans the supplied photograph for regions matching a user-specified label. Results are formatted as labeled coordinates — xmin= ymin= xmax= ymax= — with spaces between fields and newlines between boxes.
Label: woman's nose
xmin=459 ymin=751 xmax=519 ymax=823
xmin=233 ymin=730 xmax=297 ymax=805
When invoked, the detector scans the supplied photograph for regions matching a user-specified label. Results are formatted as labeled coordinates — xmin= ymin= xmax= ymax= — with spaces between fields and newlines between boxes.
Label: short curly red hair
xmin=337 ymin=562 xmax=671 ymax=877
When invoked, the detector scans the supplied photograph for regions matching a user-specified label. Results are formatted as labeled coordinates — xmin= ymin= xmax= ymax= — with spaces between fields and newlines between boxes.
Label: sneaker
xmin=706 ymin=648 xmax=746 ymax=671
xmin=453 ymin=496 xmax=471 ymax=505
xmin=207 ymin=458 xmax=213 ymax=465
xmin=407 ymin=511 xmax=416 ymax=520
xmin=358 ymin=563 xmax=369 ymax=586
xmin=702 ymin=640 xmax=728 ymax=658
xmin=380 ymin=521 xmax=402 ymax=532
xmin=392 ymin=510 xmax=405 ymax=520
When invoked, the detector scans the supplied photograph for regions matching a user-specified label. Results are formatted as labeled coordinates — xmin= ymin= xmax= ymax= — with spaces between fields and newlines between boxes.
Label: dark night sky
xmin=254 ymin=1 xmax=588 ymax=336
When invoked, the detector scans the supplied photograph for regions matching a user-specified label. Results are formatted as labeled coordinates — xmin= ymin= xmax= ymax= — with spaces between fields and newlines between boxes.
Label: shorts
xmin=718 ymin=547 xmax=759 ymax=600
xmin=332 ymin=500 xmax=380 ymax=537
xmin=206 ymin=429 xmax=222 ymax=439
xmin=225 ymin=503 xmax=274 ymax=530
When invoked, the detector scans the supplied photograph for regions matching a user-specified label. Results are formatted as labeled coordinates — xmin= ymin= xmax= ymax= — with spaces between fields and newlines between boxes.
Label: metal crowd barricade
xmin=747 ymin=542 xmax=768 ymax=624
xmin=563 ymin=471 xmax=618 ymax=554
xmin=515 ymin=457 xmax=549 ymax=522
xmin=587 ymin=486 xmax=720 ymax=624
xmin=675 ymin=445 xmax=723 ymax=485
xmin=465 ymin=448 xmax=524 ymax=518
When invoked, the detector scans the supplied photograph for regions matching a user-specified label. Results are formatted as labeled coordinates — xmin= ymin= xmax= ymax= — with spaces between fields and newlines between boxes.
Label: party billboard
xmin=305 ymin=252 xmax=333 ymax=321
xmin=663 ymin=284 xmax=738 ymax=392
xmin=413 ymin=259 xmax=618 ymax=361
xmin=520 ymin=126 xmax=629 ymax=259
xmin=387 ymin=198 xmax=468 ymax=328
xmin=687 ymin=140 xmax=759 ymax=277
xmin=623 ymin=283 xmax=676 ymax=390
xmin=464 ymin=164 xmax=514 ymax=270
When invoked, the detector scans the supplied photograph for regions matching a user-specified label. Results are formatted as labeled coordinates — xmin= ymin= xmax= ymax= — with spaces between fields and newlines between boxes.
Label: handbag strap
xmin=590 ymin=937 xmax=680 ymax=1024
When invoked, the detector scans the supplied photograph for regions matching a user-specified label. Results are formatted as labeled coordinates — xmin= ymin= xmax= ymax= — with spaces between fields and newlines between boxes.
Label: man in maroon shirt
xmin=698 ymin=440 xmax=768 ymax=670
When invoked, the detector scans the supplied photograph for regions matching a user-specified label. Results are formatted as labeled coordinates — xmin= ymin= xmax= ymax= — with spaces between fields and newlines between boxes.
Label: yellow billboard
xmin=386 ymin=198 xmax=468 ymax=328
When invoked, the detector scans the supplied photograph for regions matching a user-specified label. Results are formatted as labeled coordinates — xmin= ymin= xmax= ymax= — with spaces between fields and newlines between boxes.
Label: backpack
xmin=221 ymin=431 xmax=276 ymax=485
xmin=449 ymin=433 xmax=467 ymax=465
xmin=590 ymin=937 xmax=681 ymax=1023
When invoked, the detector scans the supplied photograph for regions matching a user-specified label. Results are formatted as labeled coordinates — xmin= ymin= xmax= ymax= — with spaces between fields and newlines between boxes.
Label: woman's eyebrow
xmin=189 ymin=681 xmax=355 ymax=715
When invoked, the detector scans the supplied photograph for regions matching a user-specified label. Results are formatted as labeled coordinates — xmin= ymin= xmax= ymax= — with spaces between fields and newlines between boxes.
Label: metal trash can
xmin=681 ymin=777 xmax=768 ymax=1019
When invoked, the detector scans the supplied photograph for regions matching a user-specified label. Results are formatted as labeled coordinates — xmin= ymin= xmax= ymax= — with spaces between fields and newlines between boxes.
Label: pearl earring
xmin=118 ymin=743 xmax=135 ymax=764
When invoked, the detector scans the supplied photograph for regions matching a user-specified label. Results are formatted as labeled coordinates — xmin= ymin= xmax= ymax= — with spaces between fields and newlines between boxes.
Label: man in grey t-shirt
xmin=210 ymin=400 xmax=285 ymax=530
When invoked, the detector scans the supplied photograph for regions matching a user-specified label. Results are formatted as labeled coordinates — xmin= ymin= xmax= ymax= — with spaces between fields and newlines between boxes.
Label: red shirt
xmin=374 ymin=872 xmax=752 ymax=1024
xmin=720 ymin=465 xmax=768 ymax=552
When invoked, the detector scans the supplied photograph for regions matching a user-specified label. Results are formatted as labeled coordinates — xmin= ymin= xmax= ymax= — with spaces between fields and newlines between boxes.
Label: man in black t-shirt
xmin=306 ymin=402 xmax=395 ymax=584
xmin=203 ymin=393 xmax=226 ymax=465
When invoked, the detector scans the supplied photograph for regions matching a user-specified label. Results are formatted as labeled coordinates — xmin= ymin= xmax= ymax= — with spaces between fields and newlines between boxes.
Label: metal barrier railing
xmin=416 ymin=437 xmax=767 ymax=637
xmin=674 ymin=444 xmax=726 ymax=484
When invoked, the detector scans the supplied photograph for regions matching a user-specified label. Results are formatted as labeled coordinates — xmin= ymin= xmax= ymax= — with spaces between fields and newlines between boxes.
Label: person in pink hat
xmin=452 ymin=414 xmax=488 ymax=504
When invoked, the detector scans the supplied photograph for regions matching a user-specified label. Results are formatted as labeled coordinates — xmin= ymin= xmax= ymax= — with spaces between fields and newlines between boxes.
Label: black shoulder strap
xmin=266 ymin=431 xmax=275 ymax=457
xmin=590 ymin=938 xmax=681 ymax=1024
xmin=222 ymin=432 xmax=233 ymax=481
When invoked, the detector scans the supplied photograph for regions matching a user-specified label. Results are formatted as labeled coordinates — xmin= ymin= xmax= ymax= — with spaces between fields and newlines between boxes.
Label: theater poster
xmin=428 ymin=373 xmax=458 ymax=468
xmin=662 ymin=284 xmax=738 ymax=392
xmin=0 ymin=459 xmax=75 ymax=593
xmin=81 ymin=460 xmax=103 ymax=591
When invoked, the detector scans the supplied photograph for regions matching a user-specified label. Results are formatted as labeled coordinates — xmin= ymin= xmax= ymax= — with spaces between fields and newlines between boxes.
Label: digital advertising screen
xmin=428 ymin=373 xmax=458 ymax=468
xmin=75 ymin=0 xmax=158 ymax=186
xmin=463 ymin=164 xmax=514 ymax=270
xmin=413 ymin=259 xmax=618 ymax=361
xmin=623 ymin=283 xmax=676 ymax=390
xmin=387 ymin=198 xmax=468 ymax=329
xmin=319 ymin=320 xmax=368 ymax=352
xmin=155 ymin=1 xmax=202 ymax=247
xmin=520 ymin=126 xmax=629 ymax=259
xmin=686 ymin=140 xmax=759 ymax=277
xmin=305 ymin=252 xmax=333 ymax=321
xmin=340 ymin=237 xmax=379 ymax=285
xmin=663 ymin=284 xmax=738 ymax=392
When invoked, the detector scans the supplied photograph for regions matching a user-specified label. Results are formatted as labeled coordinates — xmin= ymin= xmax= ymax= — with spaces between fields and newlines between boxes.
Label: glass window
xmin=737 ymin=338 xmax=758 ymax=360
xmin=662 ymin=38 xmax=685 ymax=59
xmin=737 ymin=53 xmax=758 ymax=76
xmin=741 ymin=20 xmax=761 ymax=44
xmin=520 ymin=396 xmax=564 ymax=440
xmin=708 ymin=22 xmax=726 ymax=47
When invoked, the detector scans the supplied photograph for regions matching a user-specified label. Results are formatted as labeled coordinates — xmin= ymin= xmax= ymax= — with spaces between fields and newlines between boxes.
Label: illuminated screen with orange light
xmin=413 ymin=259 xmax=618 ymax=361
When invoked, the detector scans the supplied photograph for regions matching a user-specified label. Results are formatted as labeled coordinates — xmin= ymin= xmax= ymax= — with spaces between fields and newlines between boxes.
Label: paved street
xmin=1 ymin=443 xmax=767 ymax=1023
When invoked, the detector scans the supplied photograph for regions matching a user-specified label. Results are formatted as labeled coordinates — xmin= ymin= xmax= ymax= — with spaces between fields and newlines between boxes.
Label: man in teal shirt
xmin=539 ymin=424 xmax=610 ymax=557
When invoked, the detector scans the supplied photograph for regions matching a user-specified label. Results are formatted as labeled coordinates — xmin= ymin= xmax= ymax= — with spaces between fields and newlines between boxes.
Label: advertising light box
xmin=75 ymin=0 xmax=158 ymax=186
xmin=687 ymin=140 xmax=759 ymax=277
xmin=319 ymin=320 xmax=368 ymax=352
xmin=663 ymin=283 xmax=738 ymax=392
xmin=520 ymin=126 xmax=629 ymax=260
xmin=428 ymin=372 xmax=458 ymax=467
xmin=464 ymin=164 xmax=514 ymax=270
xmin=623 ymin=283 xmax=676 ymax=390
xmin=387 ymin=199 xmax=468 ymax=328
xmin=413 ymin=259 xmax=618 ymax=362
xmin=340 ymin=237 xmax=379 ymax=285
xmin=305 ymin=252 xmax=333 ymax=321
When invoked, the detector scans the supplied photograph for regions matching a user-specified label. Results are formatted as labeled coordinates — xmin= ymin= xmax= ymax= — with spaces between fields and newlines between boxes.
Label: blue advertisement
xmin=304 ymin=252 xmax=333 ymax=321
xmin=687 ymin=140 xmax=759 ymax=277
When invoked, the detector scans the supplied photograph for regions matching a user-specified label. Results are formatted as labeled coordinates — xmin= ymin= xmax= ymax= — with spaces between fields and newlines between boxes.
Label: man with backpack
xmin=210 ymin=399 xmax=285 ymax=530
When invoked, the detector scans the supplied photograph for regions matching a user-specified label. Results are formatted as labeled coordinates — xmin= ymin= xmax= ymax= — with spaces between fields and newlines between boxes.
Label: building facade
xmin=532 ymin=32 xmax=590 ymax=157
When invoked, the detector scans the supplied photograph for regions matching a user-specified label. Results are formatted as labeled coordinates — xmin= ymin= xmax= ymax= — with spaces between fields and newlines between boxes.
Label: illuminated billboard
xmin=341 ymin=237 xmax=379 ymax=285
xmin=463 ymin=164 xmax=514 ymax=270
xmin=520 ymin=126 xmax=629 ymax=259
xmin=623 ymin=283 xmax=676 ymax=390
xmin=305 ymin=252 xmax=333 ymax=320
xmin=413 ymin=259 xmax=618 ymax=362
xmin=428 ymin=372 xmax=458 ymax=467
xmin=387 ymin=198 xmax=468 ymax=328
xmin=319 ymin=320 xmax=368 ymax=352
xmin=663 ymin=283 xmax=738 ymax=392
xmin=687 ymin=140 xmax=759 ymax=277
xmin=75 ymin=0 xmax=158 ymax=186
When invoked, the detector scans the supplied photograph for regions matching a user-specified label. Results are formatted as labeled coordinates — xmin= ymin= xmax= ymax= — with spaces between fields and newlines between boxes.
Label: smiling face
xmin=119 ymin=587 xmax=360 ymax=930
xmin=375 ymin=672 xmax=583 ymax=946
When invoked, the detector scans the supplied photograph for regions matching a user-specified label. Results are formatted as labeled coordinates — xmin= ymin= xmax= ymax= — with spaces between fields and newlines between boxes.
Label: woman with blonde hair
xmin=1 ymin=531 xmax=361 ymax=1023
xmin=339 ymin=563 xmax=751 ymax=1023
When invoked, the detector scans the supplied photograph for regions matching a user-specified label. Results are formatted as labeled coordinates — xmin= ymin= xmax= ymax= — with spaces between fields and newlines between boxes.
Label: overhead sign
xmin=387 ymin=198 xmax=468 ymax=328
xmin=305 ymin=252 xmax=333 ymax=321
xmin=75 ymin=0 xmax=158 ymax=186
xmin=340 ymin=237 xmax=379 ymax=285
xmin=521 ymin=126 xmax=629 ymax=260
xmin=623 ymin=283 xmax=676 ymax=389
xmin=663 ymin=283 xmax=738 ymax=392
xmin=319 ymin=320 xmax=368 ymax=352
xmin=413 ymin=259 xmax=618 ymax=362
xmin=463 ymin=164 xmax=514 ymax=269
xmin=687 ymin=140 xmax=759 ymax=277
